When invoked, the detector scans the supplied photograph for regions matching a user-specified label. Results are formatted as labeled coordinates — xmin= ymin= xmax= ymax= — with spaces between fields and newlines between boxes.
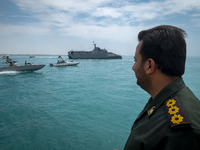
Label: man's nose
xmin=132 ymin=64 xmax=135 ymax=71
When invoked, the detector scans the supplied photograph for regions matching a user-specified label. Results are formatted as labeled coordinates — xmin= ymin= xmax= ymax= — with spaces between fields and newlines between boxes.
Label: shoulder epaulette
xmin=165 ymin=97 xmax=190 ymax=128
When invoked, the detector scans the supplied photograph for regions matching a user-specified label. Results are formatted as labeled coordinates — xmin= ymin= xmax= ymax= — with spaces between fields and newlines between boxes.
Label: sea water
xmin=0 ymin=56 xmax=199 ymax=150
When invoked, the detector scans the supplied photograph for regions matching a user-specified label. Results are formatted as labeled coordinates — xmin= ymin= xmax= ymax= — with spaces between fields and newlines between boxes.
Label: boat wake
xmin=0 ymin=71 xmax=19 ymax=75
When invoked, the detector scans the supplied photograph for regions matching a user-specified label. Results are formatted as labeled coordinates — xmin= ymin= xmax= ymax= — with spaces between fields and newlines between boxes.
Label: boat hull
xmin=0 ymin=65 xmax=45 ymax=72
xmin=50 ymin=62 xmax=79 ymax=67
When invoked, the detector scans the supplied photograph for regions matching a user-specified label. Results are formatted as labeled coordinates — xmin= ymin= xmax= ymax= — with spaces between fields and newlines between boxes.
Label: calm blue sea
xmin=0 ymin=56 xmax=199 ymax=150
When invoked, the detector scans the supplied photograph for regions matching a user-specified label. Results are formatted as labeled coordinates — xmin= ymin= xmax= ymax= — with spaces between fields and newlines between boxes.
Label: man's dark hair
xmin=138 ymin=25 xmax=187 ymax=77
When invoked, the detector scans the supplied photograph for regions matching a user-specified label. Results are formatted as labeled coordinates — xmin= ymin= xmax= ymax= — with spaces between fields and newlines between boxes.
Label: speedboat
xmin=50 ymin=56 xmax=79 ymax=67
xmin=50 ymin=61 xmax=79 ymax=67
xmin=0 ymin=64 xmax=45 ymax=72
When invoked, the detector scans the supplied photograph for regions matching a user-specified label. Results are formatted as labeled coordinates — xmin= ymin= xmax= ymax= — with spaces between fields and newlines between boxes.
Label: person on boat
xmin=124 ymin=25 xmax=200 ymax=150
xmin=9 ymin=62 xmax=14 ymax=66
xmin=25 ymin=61 xmax=31 ymax=65
xmin=61 ymin=59 xmax=66 ymax=63
xmin=6 ymin=57 xmax=13 ymax=63
xmin=57 ymin=58 xmax=66 ymax=64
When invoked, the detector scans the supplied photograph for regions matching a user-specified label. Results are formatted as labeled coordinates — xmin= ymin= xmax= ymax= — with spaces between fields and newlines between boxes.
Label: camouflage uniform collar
xmin=147 ymin=77 xmax=186 ymax=117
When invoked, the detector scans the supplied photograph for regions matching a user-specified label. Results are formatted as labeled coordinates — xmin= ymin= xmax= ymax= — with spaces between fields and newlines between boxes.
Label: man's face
xmin=132 ymin=41 xmax=148 ymax=89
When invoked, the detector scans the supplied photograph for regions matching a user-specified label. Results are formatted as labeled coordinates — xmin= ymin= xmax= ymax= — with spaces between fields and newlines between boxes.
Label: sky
xmin=0 ymin=0 xmax=200 ymax=56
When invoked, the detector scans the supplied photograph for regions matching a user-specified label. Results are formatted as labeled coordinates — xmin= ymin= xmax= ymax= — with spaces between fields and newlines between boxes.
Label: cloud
xmin=12 ymin=0 xmax=200 ymax=28
xmin=92 ymin=7 xmax=123 ymax=18
xmin=1 ymin=0 xmax=200 ymax=55
xmin=0 ymin=23 xmax=49 ymax=36
xmin=59 ymin=23 xmax=142 ymax=41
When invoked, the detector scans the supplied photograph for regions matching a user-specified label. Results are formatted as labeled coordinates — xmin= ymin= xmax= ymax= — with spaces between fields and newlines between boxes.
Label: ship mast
xmin=93 ymin=41 xmax=96 ymax=49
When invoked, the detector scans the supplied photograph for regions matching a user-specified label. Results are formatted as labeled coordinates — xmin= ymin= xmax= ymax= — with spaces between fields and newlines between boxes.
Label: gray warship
xmin=68 ymin=43 xmax=122 ymax=59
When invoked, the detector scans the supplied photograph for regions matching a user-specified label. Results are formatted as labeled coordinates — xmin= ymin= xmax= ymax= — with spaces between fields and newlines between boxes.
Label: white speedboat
xmin=50 ymin=56 xmax=79 ymax=67
xmin=50 ymin=61 xmax=79 ymax=67
xmin=0 ymin=64 xmax=45 ymax=72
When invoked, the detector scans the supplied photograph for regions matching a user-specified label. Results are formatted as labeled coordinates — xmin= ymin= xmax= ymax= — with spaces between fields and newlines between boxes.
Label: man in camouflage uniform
xmin=124 ymin=25 xmax=200 ymax=150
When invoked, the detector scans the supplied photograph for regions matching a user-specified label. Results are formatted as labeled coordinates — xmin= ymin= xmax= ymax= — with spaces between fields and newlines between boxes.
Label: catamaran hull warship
xmin=68 ymin=43 xmax=122 ymax=59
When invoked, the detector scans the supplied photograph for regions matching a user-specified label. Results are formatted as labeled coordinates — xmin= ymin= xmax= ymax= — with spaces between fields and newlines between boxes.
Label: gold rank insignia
xmin=165 ymin=97 xmax=190 ymax=127
xmin=148 ymin=106 xmax=155 ymax=116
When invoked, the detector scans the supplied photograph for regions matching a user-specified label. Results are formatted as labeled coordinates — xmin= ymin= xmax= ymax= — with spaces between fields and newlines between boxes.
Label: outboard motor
xmin=50 ymin=64 xmax=53 ymax=67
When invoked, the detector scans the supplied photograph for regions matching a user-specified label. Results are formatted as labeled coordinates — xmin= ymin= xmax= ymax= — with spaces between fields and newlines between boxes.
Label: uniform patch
xmin=165 ymin=98 xmax=190 ymax=127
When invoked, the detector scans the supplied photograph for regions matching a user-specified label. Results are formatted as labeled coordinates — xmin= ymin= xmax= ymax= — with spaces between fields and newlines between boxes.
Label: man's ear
xmin=145 ymin=58 xmax=156 ymax=75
